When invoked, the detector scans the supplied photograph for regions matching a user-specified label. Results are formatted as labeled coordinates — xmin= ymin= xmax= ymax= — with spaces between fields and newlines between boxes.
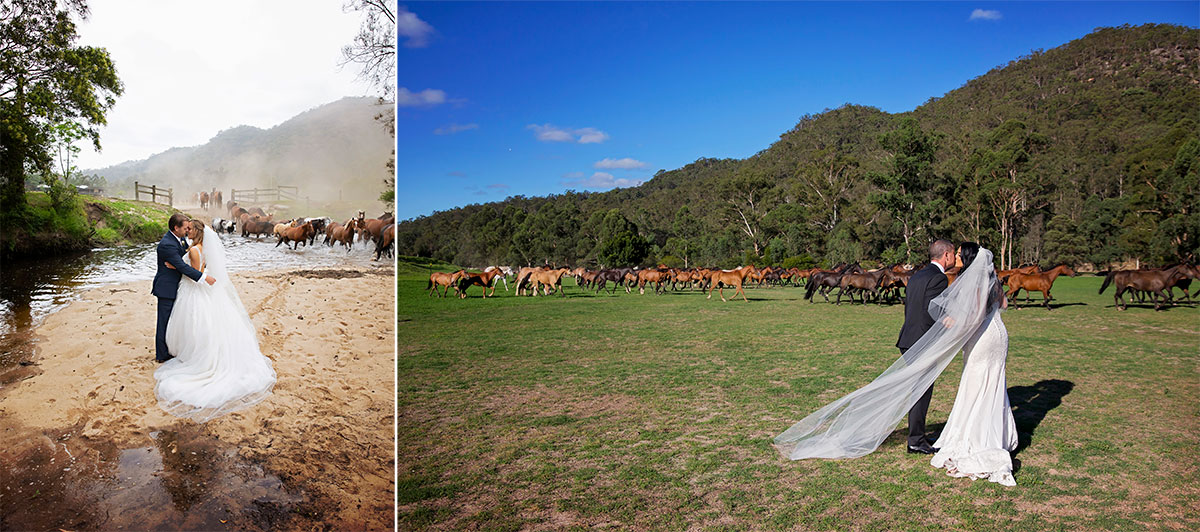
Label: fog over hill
xmin=88 ymin=96 xmax=393 ymax=218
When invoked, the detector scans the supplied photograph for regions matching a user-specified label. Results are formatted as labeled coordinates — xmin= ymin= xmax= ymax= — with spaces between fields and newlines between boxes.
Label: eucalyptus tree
xmin=0 ymin=0 xmax=122 ymax=212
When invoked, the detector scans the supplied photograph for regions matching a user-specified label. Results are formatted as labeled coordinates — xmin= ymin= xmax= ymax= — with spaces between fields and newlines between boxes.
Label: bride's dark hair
xmin=958 ymin=241 xmax=981 ymax=270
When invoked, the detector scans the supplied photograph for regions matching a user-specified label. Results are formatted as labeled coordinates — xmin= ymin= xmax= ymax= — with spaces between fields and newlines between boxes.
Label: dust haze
xmin=88 ymin=97 xmax=394 ymax=221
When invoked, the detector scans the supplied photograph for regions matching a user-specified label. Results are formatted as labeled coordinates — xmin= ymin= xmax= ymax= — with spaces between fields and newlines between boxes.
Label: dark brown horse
xmin=835 ymin=268 xmax=888 ymax=305
xmin=1006 ymin=264 xmax=1077 ymax=310
xmin=1099 ymin=264 xmax=1199 ymax=311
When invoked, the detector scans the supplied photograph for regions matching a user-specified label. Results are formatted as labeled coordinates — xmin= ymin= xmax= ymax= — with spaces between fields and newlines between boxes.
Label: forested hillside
xmin=398 ymin=24 xmax=1199 ymax=270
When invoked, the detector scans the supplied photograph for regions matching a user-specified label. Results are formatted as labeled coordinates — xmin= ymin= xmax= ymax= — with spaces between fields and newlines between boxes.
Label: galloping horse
xmin=515 ymin=266 xmax=550 ymax=296
xmin=1005 ymin=264 xmax=1077 ymax=310
xmin=427 ymin=270 xmax=465 ymax=298
xmin=804 ymin=264 xmax=863 ymax=303
xmin=1099 ymin=264 xmax=1199 ymax=311
xmin=998 ymin=264 xmax=1040 ymax=284
xmin=276 ymin=221 xmax=315 ymax=250
xmin=458 ymin=267 xmax=505 ymax=298
xmin=594 ymin=267 xmax=635 ymax=294
xmin=707 ymin=265 xmax=758 ymax=302
xmin=484 ymin=266 xmax=514 ymax=291
xmin=199 ymin=191 xmax=210 ymax=210
xmin=637 ymin=268 xmax=671 ymax=295
xmin=530 ymin=268 xmax=571 ymax=296
xmin=835 ymin=268 xmax=888 ymax=305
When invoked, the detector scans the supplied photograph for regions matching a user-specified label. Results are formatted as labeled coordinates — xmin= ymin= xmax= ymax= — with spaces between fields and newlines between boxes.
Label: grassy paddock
xmin=399 ymin=268 xmax=1199 ymax=530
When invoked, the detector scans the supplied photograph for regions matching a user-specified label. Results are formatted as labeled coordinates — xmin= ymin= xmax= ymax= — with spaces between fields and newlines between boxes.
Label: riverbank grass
xmin=399 ymin=271 xmax=1199 ymax=530
xmin=1 ymin=192 xmax=176 ymax=257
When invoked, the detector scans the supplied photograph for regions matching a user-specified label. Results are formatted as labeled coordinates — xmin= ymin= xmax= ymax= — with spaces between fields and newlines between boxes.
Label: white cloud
xmin=969 ymin=9 xmax=1002 ymax=21
xmin=594 ymin=157 xmax=647 ymax=170
xmin=434 ymin=123 xmax=479 ymax=135
xmin=398 ymin=87 xmax=448 ymax=107
xmin=71 ymin=1 xmax=368 ymax=169
xmin=575 ymin=128 xmax=610 ymax=144
xmin=398 ymin=6 xmax=435 ymax=48
xmin=563 ymin=172 xmax=643 ymax=190
xmin=526 ymin=124 xmax=610 ymax=144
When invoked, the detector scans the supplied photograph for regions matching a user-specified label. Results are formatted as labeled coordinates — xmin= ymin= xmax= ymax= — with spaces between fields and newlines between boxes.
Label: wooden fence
xmin=231 ymin=186 xmax=299 ymax=203
xmin=134 ymin=181 xmax=172 ymax=207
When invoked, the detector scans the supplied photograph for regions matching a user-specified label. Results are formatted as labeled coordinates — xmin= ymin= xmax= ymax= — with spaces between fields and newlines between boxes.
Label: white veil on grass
xmin=774 ymin=248 xmax=1001 ymax=460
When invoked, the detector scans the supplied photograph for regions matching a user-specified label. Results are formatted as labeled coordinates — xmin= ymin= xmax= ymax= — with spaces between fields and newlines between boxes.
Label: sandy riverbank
xmin=0 ymin=265 xmax=395 ymax=530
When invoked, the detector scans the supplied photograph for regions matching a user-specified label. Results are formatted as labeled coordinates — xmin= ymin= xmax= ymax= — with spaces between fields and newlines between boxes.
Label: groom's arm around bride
xmin=151 ymin=214 xmax=213 ymax=362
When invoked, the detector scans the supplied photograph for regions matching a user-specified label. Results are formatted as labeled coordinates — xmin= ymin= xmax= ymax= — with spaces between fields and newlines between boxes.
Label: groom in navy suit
xmin=896 ymin=239 xmax=956 ymax=454
xmin=152 ymin=214 xmax=216 ymax=362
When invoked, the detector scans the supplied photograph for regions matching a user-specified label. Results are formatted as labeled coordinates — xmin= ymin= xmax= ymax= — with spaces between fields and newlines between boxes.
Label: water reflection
xmin=0 ymin=233 xmax=383 ymax=383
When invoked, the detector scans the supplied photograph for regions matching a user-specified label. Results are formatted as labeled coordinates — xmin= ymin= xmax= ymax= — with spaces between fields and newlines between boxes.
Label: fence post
xmin=151 ymin=185 xmax=157 ymax=205
xmin=168 ymin=188 xmax=173 ymax=208
xmin=134 ymin=181 xmax=139 ymax=202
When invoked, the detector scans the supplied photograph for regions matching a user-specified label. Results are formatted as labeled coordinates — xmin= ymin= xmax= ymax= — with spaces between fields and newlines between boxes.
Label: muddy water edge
xmin=0 ymin=235 xmax=387 ymax=530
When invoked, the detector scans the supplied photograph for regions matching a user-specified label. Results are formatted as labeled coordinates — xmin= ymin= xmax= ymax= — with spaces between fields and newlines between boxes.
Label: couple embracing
xmin=775 ymin=240 xmax=1017 ymax=486
xmin=151 ymin=213 xmax=276 ymax=422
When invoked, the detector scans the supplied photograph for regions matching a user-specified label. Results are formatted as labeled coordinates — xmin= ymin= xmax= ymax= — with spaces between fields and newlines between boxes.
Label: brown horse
xmin=241 ymin=216 xmax=274 ymax=239
xmin=199 ymin=191 xmax=209 ymax=210
xmin=1006 ymin=264 xmax=1077 ymax=310
xmin=836 ymin=268 xmax=888 ymax=305
xmin=1099 ymin=264 xmax=1199 ymax=311
xmin=707 ymin=265 xmax=757 ymax=302
xmin=998 ymin=264 xmax=1040 ymax=284
xmin=637 ymin=268 xmax=671 ymax=295
xmin=458 ymin=267 xmax=504 ymax=298
xmin=276 ymin=221 xmax=315 ymax=250
xmin=374 ymin=225 xmax=395 ymax=261
xmin=329 ymin=218 xmax=359 ymax=251
xmin=427 ymin=270 xmax=465 ymax=297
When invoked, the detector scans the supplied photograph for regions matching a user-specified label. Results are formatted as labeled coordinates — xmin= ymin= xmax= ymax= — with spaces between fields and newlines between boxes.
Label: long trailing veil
xmin=774 ymin=248 xmax=1001 ymax=460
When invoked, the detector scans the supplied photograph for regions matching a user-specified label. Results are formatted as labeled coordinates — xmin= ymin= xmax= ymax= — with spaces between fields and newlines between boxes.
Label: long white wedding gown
xmin=929 ymin=306 xmax=1018 ymax=486
xmin=156 ymin=226 xmax=276 ymax=422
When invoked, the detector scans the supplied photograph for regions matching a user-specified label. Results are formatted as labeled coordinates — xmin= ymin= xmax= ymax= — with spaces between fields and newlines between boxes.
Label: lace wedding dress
xmin=929 ymin=306 xmax=1018 ymax=486
xmin=156 ymin=226 xmax=276 ymax=422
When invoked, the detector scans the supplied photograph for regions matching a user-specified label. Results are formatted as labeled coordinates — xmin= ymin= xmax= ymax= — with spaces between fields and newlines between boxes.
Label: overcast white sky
xmin=73 ymin=1 xmax=370 ymax=170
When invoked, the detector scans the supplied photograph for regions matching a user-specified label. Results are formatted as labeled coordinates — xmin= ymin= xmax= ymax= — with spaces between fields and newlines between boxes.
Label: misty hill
xmin=398 ymin=24 xmax=1199 ymax=269
xmin=91 ymin=96 xmax=393 ymax=212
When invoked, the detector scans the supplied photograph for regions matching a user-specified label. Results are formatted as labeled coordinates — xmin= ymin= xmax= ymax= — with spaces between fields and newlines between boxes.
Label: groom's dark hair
xmin=168 ymin=213 xmax=190 ymax=231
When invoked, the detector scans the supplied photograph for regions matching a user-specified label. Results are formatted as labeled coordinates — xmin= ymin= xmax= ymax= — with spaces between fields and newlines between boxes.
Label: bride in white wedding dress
xmin=929 ymin=242 xmax=1017 ymax=486
xmin=155 ymin=220 xmax=276 ymax=422
xmin=774 ymin=243 xmax=1017 ymax=486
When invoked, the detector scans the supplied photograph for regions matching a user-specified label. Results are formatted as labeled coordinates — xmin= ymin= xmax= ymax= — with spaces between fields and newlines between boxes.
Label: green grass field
xmin=399 ymin=262 xmax=1199 ymax=531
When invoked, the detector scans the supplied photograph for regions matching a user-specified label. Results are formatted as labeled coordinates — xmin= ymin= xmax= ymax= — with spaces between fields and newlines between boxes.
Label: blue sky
xmin=398 ymin=1 xmax=1198 ymax=221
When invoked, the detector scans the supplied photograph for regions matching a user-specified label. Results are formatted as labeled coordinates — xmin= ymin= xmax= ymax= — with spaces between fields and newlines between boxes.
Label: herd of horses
xmin=426 ymin=261 xmax=1200 ymax=310
xmin=214 ymin=201 xmax=396 ymax=261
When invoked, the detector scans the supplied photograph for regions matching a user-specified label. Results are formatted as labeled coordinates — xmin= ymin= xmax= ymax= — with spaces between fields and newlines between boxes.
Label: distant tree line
xmin=398 ymin=24 xmax=1199 ymax=270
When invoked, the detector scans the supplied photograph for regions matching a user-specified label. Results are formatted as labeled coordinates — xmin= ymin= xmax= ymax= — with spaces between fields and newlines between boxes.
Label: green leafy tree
xmin=972 ymin=120 xmax=1048 ymax=269
xmin=669 ymin=205 xmax=703 ymax=267
xmin=1042 ymin=214 xmax=1087 ymax=266
xmin=1 ymin=0 xmax=122 ymax=212
xmin=598 ymin=230 xmax=650 ymax=267
xmin=869 ymin=117 xmax=947 ymax=263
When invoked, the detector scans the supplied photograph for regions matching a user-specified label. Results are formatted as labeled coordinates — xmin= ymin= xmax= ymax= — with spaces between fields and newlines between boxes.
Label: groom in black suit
xmin=151 ymin=214 xmax=216 ymax=363
xmin=896 ymin=239 xmax=956 ymax=454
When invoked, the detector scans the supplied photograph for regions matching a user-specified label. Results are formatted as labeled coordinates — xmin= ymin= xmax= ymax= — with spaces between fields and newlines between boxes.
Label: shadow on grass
xmin=1009 ymin=379 xmax=1075 ymax=459
xmin=1008 ymin=301 xmax=1088 ymax=310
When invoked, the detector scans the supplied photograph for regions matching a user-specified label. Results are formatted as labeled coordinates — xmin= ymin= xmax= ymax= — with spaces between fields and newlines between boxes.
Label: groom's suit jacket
xmin=896 ymin=262 xmax=949 ymax=350
xmin=152 ymin=231 xmax=204 ymax=299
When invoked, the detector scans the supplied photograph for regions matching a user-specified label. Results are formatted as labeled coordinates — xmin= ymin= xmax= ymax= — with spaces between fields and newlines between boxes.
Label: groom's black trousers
xmin=900 ymin=347 xmax=935 ymax=447
xmin=156 ymin=296 xmax=175 ymax=362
